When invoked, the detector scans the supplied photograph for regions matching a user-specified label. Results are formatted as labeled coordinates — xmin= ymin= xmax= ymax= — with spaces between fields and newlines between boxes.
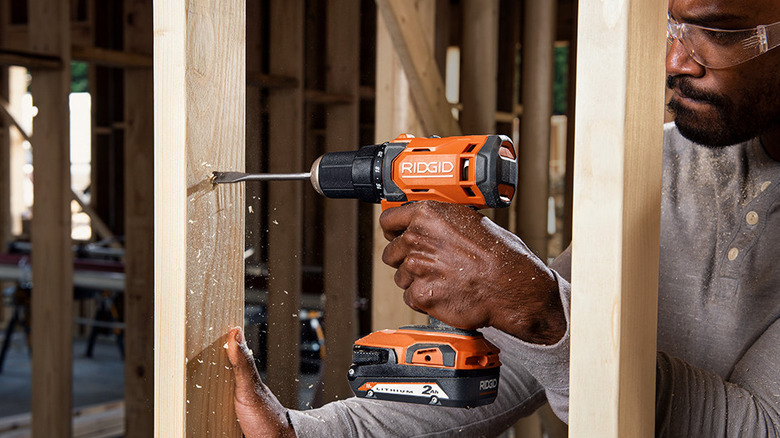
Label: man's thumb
xmin=227 ymin=326 xmax=263 ymax=400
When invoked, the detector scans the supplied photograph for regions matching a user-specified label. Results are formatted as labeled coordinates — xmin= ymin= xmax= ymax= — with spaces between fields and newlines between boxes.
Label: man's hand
xmin=227 ymin=326 xmax=297 ymax=438
xmin=380 ymin=201 xmax=566 ymax=345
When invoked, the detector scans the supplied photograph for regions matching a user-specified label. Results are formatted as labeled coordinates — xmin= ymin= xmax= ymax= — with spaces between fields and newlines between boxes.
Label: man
xmin=227 ymin=0 xmax=780 ymax=435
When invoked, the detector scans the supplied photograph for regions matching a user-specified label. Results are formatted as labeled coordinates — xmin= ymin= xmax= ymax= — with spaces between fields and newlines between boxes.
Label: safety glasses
xmin=667 ymin=14 xmax=780 ymax=69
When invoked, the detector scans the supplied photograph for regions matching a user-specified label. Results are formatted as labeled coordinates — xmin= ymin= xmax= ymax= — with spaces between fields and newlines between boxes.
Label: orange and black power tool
xmin=212 ymin=134 xmax=518 ymax=408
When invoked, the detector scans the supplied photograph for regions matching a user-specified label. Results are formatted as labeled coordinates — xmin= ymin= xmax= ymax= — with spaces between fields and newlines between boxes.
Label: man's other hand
xmin=227 ymin=326 xmax=297 ymax=438
xmin=380 ymin=201 xmax=566 ymax=345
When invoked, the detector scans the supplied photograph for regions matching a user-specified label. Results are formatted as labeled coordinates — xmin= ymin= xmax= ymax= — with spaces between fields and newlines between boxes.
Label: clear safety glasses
xmin=667 ymin=15 xmax=780 ymax=69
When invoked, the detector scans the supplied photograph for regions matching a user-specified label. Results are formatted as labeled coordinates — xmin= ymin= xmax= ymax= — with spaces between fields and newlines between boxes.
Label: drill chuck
xmin=311 ymin=134 xmax=518 ymax=210
xmin=310 ymin=144 xmax=384 ymax=203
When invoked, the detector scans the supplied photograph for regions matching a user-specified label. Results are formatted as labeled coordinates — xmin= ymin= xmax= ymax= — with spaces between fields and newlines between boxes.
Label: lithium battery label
xmin=357 ymin=382 xmax=450 ymax=399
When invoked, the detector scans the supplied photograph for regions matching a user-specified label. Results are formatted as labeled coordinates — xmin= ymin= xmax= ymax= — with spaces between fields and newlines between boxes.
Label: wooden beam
xmin=0 ymin=400 xmax=126 ymax=437
xmin=1 ymin=96 xmax=121 ymax=248
xmin=371 ymin=0 xmax=436 ymax=332
xmin=0 ymin=48 xmax=62 ymax=69
xmin=568 ymin=0 xmax=665 ymax=436
xmin=244 ymin=0 xmax=263 ymax=271
xmin=0 ymin=96 xmax=32 ymax=143
xmin=266 ymin=0 xmax=304 ymax=409
xmin=321 ymin=0 xmax=360 ymax=403
xmin=0 ymin=69 xmax=9 ymax=257
xmin=563 ymin=0 xmax=579 ymax=248
xmin=0 ymin=69 xmax=6 ymax=322
xmin=153 ymin=1 xmax=246 ymax=436
xmin=0 ymin=46 xmax=154 ymax=70
xmin=72 ymin=45 xmax=153 ymax=68
xmin=2 ymin=21 xmax=92 ymax=53
xmin=459 ymin=0 xmax=498 ymax=135
xmin=375 ymin=0 xmax=461 ymax=136
xmin=123 ymin=0 xmax=154 ymax=436
xmin=71 ymin=190 xmax=121 ymax=248
xmin=28 ymin=0 xmax=73 ymax=436
xmin=245 ymin=71 xmax=299 ymax=89
xmin=517 ymin=0 xmax=556 ymax=260
xmin=460 ymin=0 xmax=503 ymax=226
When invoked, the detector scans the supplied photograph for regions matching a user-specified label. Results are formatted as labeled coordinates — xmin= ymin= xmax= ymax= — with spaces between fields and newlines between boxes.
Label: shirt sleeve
xmin=655 ymin=317 xmax=780 ymax=437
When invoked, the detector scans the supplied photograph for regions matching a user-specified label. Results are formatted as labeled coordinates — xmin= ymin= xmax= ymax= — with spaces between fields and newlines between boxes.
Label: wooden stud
xmin=517 ymin=0 xmax=557 ymax=260
xmin=495 ymin=0 xmax=521 ymax=134
xmin=563 ymin=0 xmax=579 ymax=249
xmin=266 ymin=0 xmax=304 ymax=409
xmin=71 ymin=190 xmax=122 ymax=248
xmin=568 ymin=1 xmax=665 ymax=436
xmin=375 ymin=0 xmax=461 ymax=137
xmin=153 ymin=1 xmax=245 ymax=436
xmin=0 ymin=69 xmax=6 ymax=322
xmin=321 ymin=0 xmax=361 ymax=403
xmin=28 ymin=0 xmax=73 ymax=436
xmin=244 ymin=0 xmax=263 ymax=270
xmin=0 ymin=99 xmax=118 ymax=250
xmin=459 ymin=0 xmax=498 ymax=136
xmin=124 ymin=0 xmax=154 ymax=436
xmin=460 ymin=0 xmax=503 ymax=225
xmin=7 ymin=67 xmax=25 ymax=238
xmin=72 ymin=45 xmax=153 ymax=68
xmin=371 ymin=0 xmax=439 ymax=332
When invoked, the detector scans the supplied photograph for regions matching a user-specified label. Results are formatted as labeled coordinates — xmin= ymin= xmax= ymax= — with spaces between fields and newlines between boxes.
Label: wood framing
xmin=244 ymin=0 xmax=263 ymax=270
xmin=124 ymin=0 xmax=154 ymax=436
xmin=460 ymin=0 xmax=498 ymax=136
xmin=0 ymin=79 xmax=12 ymax=254
xmin=154 ymin=1 xmax=246 ymax=436
xmin=28 ymin=0 xmax=73 ymax=436
xmin=266 ymin=0 xmax=304 ymax=409
xmin=320 ymin=0 xmax=361 ymax=402
xmin=568 ymin=0 xmax=666 ymax=436
xmin=375 ymin=0 xmax=460 ymax=137
xmin=372 ymin=0 xmax=436 ymax=331
xmin=517 ymin=0 xmax=556 ymax=259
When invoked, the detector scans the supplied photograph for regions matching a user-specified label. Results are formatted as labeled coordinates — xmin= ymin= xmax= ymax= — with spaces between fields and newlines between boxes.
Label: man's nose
xmin=666 ymin=38 xmax=705 ymax=77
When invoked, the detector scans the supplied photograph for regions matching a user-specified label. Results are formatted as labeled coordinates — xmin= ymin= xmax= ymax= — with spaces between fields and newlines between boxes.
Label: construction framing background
xmin=0 ymin=0 xmax=666 ymax=436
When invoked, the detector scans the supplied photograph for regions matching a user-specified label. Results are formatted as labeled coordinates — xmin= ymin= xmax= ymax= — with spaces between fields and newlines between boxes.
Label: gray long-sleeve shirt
xmin=288 ymin=123 xmax=780 ymax=437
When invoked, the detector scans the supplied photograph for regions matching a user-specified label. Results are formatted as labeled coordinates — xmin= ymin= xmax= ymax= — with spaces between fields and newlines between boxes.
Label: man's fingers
xmin=382 ymin=236 xmax=408 ymax=268
xmin=394 ymin=264 xmax=413 ymax=289
xmin=379 ymin=202 xmax=418 ymax=241
xmin=227 ymin=327 xmax=263 ymax=402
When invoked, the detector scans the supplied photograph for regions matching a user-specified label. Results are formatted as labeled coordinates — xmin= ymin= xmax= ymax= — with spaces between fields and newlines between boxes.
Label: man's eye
xmin=702 ymin=29 xmax=745 ymax=46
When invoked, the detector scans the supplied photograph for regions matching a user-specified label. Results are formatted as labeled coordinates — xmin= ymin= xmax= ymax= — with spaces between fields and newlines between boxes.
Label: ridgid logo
xmin=399 ymin=160 xmax=455 ymax=178
xmin=479 ymin=378 xmax=498 ymax=391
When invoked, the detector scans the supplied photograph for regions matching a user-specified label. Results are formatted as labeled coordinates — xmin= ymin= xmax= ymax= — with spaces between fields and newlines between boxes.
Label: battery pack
xmin=347 ymin=326 xmax=501 ymax=408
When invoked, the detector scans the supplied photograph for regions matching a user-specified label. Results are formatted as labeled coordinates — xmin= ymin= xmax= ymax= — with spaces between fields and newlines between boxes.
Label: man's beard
xmin=666 ymin=75 xmax=780 ymax=147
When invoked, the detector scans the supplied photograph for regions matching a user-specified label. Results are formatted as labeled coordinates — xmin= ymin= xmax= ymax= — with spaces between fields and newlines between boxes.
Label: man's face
xmin=667 ymin=0 xmax=780 ymax=147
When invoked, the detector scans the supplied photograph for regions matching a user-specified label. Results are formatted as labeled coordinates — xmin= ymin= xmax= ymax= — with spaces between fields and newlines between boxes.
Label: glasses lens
xmin=681 ymin=25 xmax=766 ymax=68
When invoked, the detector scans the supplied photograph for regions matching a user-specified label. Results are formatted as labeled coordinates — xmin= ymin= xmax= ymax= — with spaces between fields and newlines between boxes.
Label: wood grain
xmin=154 ymin=0 xmax=245 ymax=436
xmin=124 ymin=0 xmax=154 ymax=436
xmin=568 ymin=0 xmax=666 ymax=436
xmin=266 ymin=0 xmax=304 ymax=409
xmin=321 ymin=0 xmax=361 ymax=403
xmin=371 ymin=1 xmax=436 ymax=332
xmin=375 ymin=0 xmax=461 ymax=137
xmin=517 ymin=0 xmax=556 ymax=260
xmin=28 ymin=0 xmax=73 ymax=436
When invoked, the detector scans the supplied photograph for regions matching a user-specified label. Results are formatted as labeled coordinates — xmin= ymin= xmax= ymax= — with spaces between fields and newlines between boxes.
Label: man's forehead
xmin=669 ymin=0 xmax=780 ymax=26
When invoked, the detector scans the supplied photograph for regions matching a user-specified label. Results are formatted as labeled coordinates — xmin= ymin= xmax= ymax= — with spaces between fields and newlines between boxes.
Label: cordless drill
xmin=213 ymin=133 xmax=518 ymax=408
